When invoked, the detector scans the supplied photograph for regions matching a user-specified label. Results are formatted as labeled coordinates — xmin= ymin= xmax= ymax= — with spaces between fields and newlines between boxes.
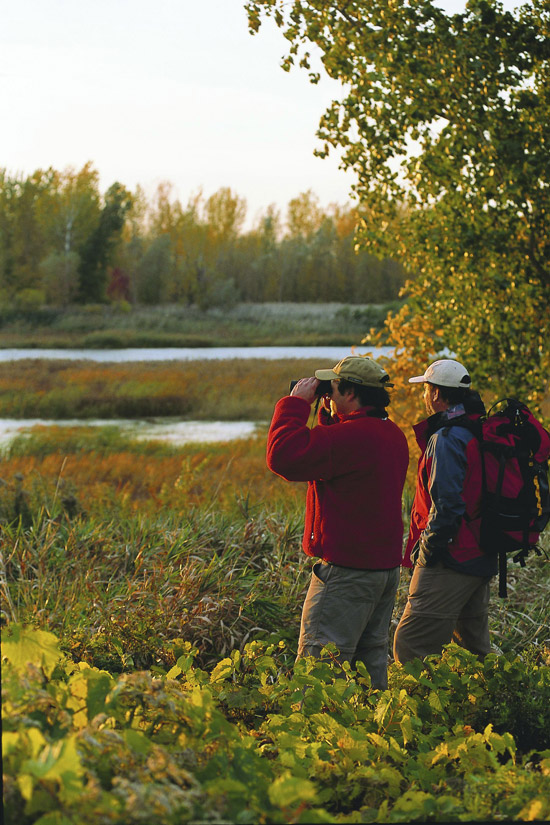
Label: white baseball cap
xmin=409 ymin=359 xmax=472 ymax=388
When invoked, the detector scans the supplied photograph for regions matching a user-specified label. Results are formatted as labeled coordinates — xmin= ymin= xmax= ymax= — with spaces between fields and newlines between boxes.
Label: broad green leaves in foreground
xmin=3 ymin=626 xmax=550 ymax=823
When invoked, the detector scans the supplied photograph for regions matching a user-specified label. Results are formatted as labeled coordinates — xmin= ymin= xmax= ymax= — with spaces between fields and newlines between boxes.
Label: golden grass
xmin=0 ymin=358 xmax=344 ymax=420
xmin=5 ymin=354 xmax=545 ymax=504
xmin=0 ymin=429 xmax=305 ymax=518
xmin=2 ymin=410 xmax=548 ymax=671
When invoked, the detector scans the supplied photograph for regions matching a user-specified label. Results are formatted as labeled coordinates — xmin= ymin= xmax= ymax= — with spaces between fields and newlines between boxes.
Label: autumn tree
xmin=142 ymin=184 xmax=209 ymax=305
xmin=38 ymin=164 xmax=100 ymax=258
xmin=0 ymin=169 xmax=54 ymax=298
xmin=246 ymin=0 xmax=550 ymax=408
xmin=78 ymin=182 xmax=133 ymax=303
xmin=204 ymin=187 xmax=247 ymax=244
xmin=39 ymin=251 xmax=80 ymax=305
xmin=238 ymin=206 xmax=283 ymax=301
xmin=286 ymin=189 xmax=323 ymax=238
xmin=134 ymin=235 xmax=172 ymax=304
xmin=36 ymin=164 xmax=101 ymax=304
xmin=0 ymin=168 xmax=406 ymax=309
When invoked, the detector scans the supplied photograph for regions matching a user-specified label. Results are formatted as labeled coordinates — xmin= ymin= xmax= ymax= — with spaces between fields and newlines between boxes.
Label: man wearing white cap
xmin=267 ymin=355 xmax=409 ymax=689
xmin=393 ymin=359 xmax=497 ymax=664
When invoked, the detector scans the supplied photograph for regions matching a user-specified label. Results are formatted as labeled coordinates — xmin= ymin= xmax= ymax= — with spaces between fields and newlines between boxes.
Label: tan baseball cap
xmin=409 ymin=359 xmax=471 ymax=388
xmin=315 ymin=355 xmax=394 ymax=387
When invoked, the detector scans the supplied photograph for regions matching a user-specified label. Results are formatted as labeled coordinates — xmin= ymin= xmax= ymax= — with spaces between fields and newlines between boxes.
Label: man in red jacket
xmin=267 ymin=355 xmax=409 ymax=689
xmin=393 ymin=359 xmax=497 ymax=664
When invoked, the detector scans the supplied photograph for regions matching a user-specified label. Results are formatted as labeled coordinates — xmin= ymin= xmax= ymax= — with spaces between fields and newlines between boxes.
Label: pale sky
xmin=2 ymin=0 xmax=515 ymax=228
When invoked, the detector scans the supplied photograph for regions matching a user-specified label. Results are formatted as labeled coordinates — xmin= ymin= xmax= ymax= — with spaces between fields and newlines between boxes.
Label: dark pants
xmin=393 ymin=563 xmax=492 ymax=664
xmin=297 ymin=561 xmax=400 ymax=689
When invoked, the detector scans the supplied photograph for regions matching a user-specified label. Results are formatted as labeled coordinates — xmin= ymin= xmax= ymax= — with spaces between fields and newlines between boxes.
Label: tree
xmin=36 ymin=164 xmax=101 ymax=306
xmin=0 ymin=164 xmax=102 ymax=306
xmin=38 ymin=163 xmax=101 ymax=259
xmin=246 ymin=0 xmax=550 ymax=409
xmin=237 ymin=205 xmax=283 ymax=301
xmin=204 ymin=187 xmax=247 ymax=244
xmin=143 ymin=184 xmax=212 ymax=305
xmin=78 ymin=182 xmax=133 ymax=302
xmin=106 ymin=267 xmax=132 ymax=303
xmin=39 ymin=250 xmax=80 ymax=305
xmin=0 ymin=169 xmax=54 ymax=296
xmin=134 ymin=235 xmax=172 ymax=304
xmin=286 ymin=190 xmax=323 ymax=238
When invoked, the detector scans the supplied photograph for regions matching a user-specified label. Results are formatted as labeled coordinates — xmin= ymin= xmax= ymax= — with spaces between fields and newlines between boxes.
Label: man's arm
xmin=266 ymin=392 xmax=336 ymax=482
xmin=416 ymin=430 xmax=468 ymax=565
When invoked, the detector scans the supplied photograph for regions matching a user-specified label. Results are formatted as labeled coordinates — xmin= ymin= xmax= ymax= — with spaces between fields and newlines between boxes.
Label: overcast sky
xmin=2 ymin=0 xmax=515 ymax=227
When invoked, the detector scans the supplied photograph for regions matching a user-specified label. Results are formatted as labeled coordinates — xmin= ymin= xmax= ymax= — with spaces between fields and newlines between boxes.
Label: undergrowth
xmin=1 ymin=420 xmax=550 ymax=822
xmin=0 ymin=301 xmax=399 ymax=348
xmin=1 ymin=427 xmax=548 ymax=675
xmin=2 ymin=628 xmax=550 ymax=823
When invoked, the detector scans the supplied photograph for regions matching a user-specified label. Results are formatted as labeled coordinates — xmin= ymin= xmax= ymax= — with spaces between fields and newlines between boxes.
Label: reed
xmin=0 ymin=426 xmax=307 ymax=517
xmin=0 ymin=302 xmax=400 ymax=348
xmin=1 ymin=426 xmax=548 ymax=674
xmin=0 ymin=358 xmax=344 ymax=420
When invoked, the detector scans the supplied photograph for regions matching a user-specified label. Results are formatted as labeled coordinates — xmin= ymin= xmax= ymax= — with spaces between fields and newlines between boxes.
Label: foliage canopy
xmin=0 ymin=169 xmax=405 ymax=309
xmin=246 ymin=0 xmax=550 ymax=407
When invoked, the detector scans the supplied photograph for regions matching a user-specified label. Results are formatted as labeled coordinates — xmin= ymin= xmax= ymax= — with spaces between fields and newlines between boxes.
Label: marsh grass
xmin=0 ymin=426 xmax=309 ymax=670
xmin=1 ymin=425 xmax=549 ymax=674
xmin=0 ymin=357 xmax=343 ymax=420
xmin=0 ymin=426 xmax=306 ymax=517
xmin=0 ymin=301 xmax=400 ymax=348
xmin=0 ymin=503 xmax=310 ymax=672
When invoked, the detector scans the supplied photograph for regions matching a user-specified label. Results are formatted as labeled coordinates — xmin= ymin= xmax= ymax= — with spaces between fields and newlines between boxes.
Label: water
xmin=0 ymin=345 xmax=394 ymax=363
xmin=0 ymin=345 xmax=394 ymax=445
xmin=0 ymin=418 xmax=262 ymax=447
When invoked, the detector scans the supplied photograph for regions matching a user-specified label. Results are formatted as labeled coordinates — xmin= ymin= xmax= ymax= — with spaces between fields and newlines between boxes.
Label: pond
xmin=0 ymin=345 xmax=394 ymax=363
xmin=0 ymin=418 xmax=263 ymax=448
xmin=0 ymin=345 xmax=394 ymax=446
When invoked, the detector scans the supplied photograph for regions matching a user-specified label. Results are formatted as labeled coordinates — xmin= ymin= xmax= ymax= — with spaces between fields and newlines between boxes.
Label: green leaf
xmin=210 ymin=657 xmax=234 ymax=683
xmin=84 ymin=670 xmax=114 ymax=719
xmin=1 ymin=624 xmax=62 ymax=678
xmin=268 ymin=772 xmax=318 ymax=808
xmin=22 ymin=736 xmax=84 ymax=783
xmin=17 ymin=772 xmax=34 ymax=802
xmin=69 ymin=667 xmax=114 ymax=724
xmin=124 ymin=729 xmax=152 ymax=756
xmin=400 ymin=714 xmax=414 ymax=746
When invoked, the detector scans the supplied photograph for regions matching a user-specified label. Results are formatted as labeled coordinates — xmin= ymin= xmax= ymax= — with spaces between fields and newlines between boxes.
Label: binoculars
xmin=289 ymin=379 xmax=332 ymax=397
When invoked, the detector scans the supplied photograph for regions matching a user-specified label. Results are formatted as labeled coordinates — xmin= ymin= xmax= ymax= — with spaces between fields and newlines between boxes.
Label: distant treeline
xmin=0 ymin=164 xmax=407 ymax=310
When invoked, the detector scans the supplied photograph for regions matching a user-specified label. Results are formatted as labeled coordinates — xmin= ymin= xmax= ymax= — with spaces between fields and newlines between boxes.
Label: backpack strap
xmin=498 ymin=550 xmax=508 ymax=598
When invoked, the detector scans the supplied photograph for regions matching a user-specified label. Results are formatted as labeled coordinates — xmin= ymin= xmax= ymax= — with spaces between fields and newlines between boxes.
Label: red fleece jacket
xmin=266 ymin=396 xmax=409 ymax=569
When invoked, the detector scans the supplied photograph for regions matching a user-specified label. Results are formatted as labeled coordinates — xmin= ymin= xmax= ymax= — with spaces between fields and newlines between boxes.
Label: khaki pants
xmin=393 ymin=563 xmax=492 ymax=664
xmin=297 ymin=561 xmax=400 ymax=689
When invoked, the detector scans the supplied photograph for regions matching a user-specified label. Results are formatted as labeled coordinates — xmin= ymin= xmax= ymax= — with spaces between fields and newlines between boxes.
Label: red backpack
xmin=477 ymin=399 xmax=550 ymax=597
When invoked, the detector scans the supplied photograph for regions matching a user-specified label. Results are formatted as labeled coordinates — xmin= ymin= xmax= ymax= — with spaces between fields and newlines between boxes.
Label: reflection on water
xmin=0 ymin=419 xmax=262 ymax=446
xmin=0 ymin=345 xmax=394 ymax=363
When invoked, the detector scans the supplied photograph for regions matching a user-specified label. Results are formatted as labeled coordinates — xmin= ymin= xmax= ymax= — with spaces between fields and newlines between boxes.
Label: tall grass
xmin=1 ymin=426 xmax=548 ymax=674
xmin=0 ymin=426 xmax=307 ymax=517
xmin=0 ymin=301 xmax=401 ymax=348
xmin=0 ymin=357 xmax=350 ymax=420
xmin=0 ymin=507 xmax=309 ymax=672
